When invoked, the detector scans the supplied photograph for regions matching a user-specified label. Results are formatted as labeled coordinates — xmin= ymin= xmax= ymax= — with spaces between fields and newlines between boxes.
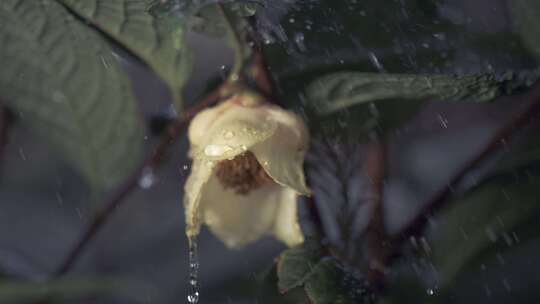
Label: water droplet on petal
xmin=204 ymin=144 xmax=233 ymax=157
xmin=223 ymin=130 xmax=235 ymax=139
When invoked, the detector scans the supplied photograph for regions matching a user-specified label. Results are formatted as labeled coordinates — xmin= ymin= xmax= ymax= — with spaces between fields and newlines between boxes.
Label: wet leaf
xmin=304 ymin=258 xmax=371 ymax=304
xmin=257 ymin=264 xmax=308 ymax=304
xmin=511 ymin=0 xmax=540 ymax=60
xmin=305 ymin=72 xmax=501 ymax=138
xmin=58 ymin=0 xmax=192 ymax=109
xmin=495 ymin=134 xmax=540 ymax=174
xmin=229 ymin=2 xmax=258 ymax=17
xmin=308 ymin=72 xmax=501 ymax=115
xmin=189 ymin=3 xmax=254 ymax=75
xmin=276 ymin=240 xmax=322 ymax=293
xmin=432 ymin=168 xmax=540 ymax=287
xmin=277 ymin=242 xmax=372 ymax=304
xmin=0 ymin=277 xmax=160 ymax=303
xmin=0 ymin=0 xmax=144 ymax=190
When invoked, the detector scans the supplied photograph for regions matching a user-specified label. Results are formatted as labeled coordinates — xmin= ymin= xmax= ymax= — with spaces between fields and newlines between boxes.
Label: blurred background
xmin=0 ymin=0 xmax=539 ymax=303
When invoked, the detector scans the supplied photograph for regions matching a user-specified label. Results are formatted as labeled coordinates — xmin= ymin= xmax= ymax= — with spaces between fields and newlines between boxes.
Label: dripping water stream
xmin=187 ymin=237 xmax=200 ymax=304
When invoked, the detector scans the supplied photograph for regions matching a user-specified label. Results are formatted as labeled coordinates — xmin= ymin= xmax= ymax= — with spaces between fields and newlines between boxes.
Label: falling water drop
xmin=138 ymin=167 xmax=155 ymax=189
xmin=187 ymin=237 xmax=200 ymax=304
xmin=368 ymin=52 xmax=386 ymax=72
xmin=18 ymin=148 xmax=27 ymax=161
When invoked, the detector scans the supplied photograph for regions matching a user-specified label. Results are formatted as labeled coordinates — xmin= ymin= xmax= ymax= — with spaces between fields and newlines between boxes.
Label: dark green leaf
xmin=432 ymin=169 xmax=540 ymax=286
xmin=229 ymin=2 xmax=258 ymax=17
xmin=276 ymin=240 xmax=322 ymax=293
xmin=148 ymin=0 xmax=254 ymax=78
xmin=511 ymin=0 xmax=540 ymax=61
xmin=304 ymin=258 xmax=371 ymax=304
xmin=58 ymin=0 xmax=192 ymax=108
xmin=188 ymin=3 xmax=253 ymax=76
xmin=496 ymin=133 xmax=540 ymax=174
xmin=257 ymin=264 xmax=310 ymax=304
xmin=0 ymin=0 xmax=144 ymax=190
xmin=308 ymin=72 xmax=501 ymax=115
xmin=0 ymin=277 xmax=160 ymax=303
xmin=305 ymin=72 xmax=501 ymax=138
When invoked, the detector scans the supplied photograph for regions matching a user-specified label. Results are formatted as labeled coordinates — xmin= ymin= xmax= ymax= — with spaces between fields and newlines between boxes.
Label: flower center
xmin=215 ymin=151 xmax=271 ymax=195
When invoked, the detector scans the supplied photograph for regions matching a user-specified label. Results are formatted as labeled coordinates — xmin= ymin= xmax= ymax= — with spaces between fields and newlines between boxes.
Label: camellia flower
xmin=184 ymin=92 xmax=311 ymax=248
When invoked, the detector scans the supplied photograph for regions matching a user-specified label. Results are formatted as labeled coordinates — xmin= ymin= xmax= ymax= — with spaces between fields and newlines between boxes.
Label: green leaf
xmin=495 ymin=135 xmax=540 ymax=174
xmin=304 ymin=258 xmax=371 ymax=304
xmin=277 ymin=242 xmax=372 ymax=304
xmin=432 ymin=168 xmax=540 ymax=286
xmin=188 ymin=3 xmax=253 ymax=76
xmin=308 ymin=72 xmax=501 ymax=115
xmin=0 ymin=0 xmax=144 ymax=190
xmin=276 ymin=240 xmax=322 ymax=293
xmin=229 ymin=2 xmax=258 ymax=17
xmin=511 ymin=0 xmax=540 ymax=60
xmin=147 ymin=0 xmax=256 ymax=78
xmin=305 ymin=72 xmax=501 ymax=138
xmin=0 ymin=277 xmax=160 ymax=303
xmin=57 ymin=0 xmax=192 ymax=109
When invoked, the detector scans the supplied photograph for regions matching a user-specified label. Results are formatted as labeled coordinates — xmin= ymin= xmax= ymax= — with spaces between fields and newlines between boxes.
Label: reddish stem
xmin=0 ymin=102 xmax=7 ymax=171
xmin=364 ymin=140 xmax=389 ymax=290
xmin=250 ymin=50 xmax=275 ymax=98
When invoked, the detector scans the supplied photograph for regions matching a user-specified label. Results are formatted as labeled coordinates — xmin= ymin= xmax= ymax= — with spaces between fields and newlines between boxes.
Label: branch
xmin=393 ymin=81 xmax=540 ymax=246
xmin=364 ymin=140 xmax=389 ymax=290
xmin=250 ymin=50 xmax=276 ymax=98
xmin=53 ymin=84 xmax=231 ymax=276
xmin=245 ymin=16 xmax=278 ymax=100
xmin=0 ymin=101 xmax=8 ymax=170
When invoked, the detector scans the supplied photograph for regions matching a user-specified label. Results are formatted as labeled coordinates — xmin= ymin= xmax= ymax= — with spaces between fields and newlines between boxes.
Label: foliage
xmin=1 ymin=0 xmax=540 ymax=303
xmin=512 ymin=0 xmax=540 ymax=61
xmin=276 ymin=241 xmax=373 ymax=304
xmin=305 ymin=72 xmax=502 ymax=138
xmin=0 ymin=0 xmax=144 ymax=191
xmin=0 ymin=276 xmax=160 ymax=303
xmin=428 ymin=133 xmax=540 ymax=297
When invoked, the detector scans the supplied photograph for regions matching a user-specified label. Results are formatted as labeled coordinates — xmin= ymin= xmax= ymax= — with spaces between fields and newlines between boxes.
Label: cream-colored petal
xmin=199 ymin=174 xmax=286 ymax=248
xmin=272 ymin=188 xmax=304 ymax=247
xmin=251 ymin=107 xmax=311 ymax=195
xmin=184 ymin=159 xmax=216 ymax=239
xmin=188 ymin=101 xmax=232 ymax=149
xmin=190 ymin=100 xmax=277 ymax=162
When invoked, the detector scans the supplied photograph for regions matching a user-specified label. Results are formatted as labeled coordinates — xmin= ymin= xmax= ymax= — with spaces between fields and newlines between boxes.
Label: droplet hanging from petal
xmin=187 ymin=236 xmax=200 ymax=304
